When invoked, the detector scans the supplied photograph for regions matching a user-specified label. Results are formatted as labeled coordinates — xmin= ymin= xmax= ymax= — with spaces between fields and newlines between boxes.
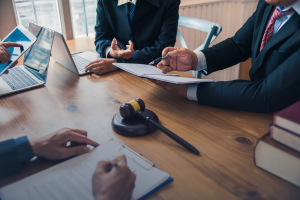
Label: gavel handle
xmin=137 ymin=111 xmax=199 ymax=155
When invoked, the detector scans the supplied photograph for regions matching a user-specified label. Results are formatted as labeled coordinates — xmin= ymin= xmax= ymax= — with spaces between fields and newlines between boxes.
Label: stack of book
xmin=254 ymin=101 xmax=300 ymax=187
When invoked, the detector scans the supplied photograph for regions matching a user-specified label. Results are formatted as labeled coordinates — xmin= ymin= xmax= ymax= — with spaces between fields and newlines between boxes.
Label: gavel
xmin=120 ymin=98 xmax=199 ymax=155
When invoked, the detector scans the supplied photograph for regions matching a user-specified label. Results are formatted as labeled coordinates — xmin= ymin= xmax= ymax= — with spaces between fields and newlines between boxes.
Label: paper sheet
xmin=0 ymin=139 xmax=170 ymax=200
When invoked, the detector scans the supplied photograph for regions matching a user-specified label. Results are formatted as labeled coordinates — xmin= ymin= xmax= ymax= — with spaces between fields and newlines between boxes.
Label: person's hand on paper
xmin=84 ymin=58 xmax=118 ymax=74
xmin=148 ymin=79 xmax=188 ymax=99
xmin=92 ymin=156 xmax=136 ymax=200
xmin=29 ymin=128 xmax=99 ymax=160
xmin=108 ymin=38 xmax=134 ymax=59
xmin=157 ymin=47 xmax=198 ymax=74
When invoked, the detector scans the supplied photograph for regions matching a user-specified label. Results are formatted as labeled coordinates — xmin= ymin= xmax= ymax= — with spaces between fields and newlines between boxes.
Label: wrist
xmin=29 ymin=138 xmax=43 ymax=157
xmin=193 ymin=53 xmax=198 ymax=71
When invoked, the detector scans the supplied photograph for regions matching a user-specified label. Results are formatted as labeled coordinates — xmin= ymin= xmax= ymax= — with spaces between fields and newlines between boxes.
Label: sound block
xmin=112 ymin=109 xmax=159 ymax=137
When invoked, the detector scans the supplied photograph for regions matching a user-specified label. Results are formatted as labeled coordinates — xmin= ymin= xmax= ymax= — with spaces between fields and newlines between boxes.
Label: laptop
xmin=44 ymin=23 xmax=101 ymax=75
xmin=0 ymin=23 xmax=54 ymax=97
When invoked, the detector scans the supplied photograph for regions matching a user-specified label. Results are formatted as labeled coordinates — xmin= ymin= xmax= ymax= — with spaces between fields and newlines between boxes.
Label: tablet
xmin=0 ymin=25 xmax=37 ymax=76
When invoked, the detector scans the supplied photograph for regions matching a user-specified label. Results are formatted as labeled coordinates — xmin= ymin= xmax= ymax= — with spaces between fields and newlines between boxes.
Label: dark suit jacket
xmin=198 ymin=0 xmax=300 ymax=112
xmin=0 ymin=137 xmax=34 ymax=179
xmin=94 ymin=0 xmax=180 ymax=64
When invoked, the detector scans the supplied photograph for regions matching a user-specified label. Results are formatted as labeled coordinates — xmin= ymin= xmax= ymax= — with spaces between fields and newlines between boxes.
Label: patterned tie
xmin=128 ymin=3 xmax=135 ymax=23
xmin=260 ymin=7 xmax=295 ymax=51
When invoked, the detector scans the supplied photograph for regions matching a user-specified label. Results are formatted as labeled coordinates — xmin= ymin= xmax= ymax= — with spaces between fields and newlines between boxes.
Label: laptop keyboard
xmin=72 ymin=55 xmax=91 ymax=74
xmin=1 ymin=67 xmax=39 ymax=91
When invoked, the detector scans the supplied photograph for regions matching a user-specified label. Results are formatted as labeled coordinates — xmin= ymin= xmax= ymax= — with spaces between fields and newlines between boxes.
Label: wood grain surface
xmin=0 ymin=37 xmax=299 ymax=200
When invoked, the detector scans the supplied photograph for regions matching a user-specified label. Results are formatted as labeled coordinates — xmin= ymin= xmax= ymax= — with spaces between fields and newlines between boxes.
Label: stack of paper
xmin=113 ymin=63 xmax=214 ymax=84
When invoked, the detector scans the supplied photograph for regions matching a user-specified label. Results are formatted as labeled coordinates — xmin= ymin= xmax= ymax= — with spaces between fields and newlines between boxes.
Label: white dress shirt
xmin=187 ymin=0 xmax=300 ymax=101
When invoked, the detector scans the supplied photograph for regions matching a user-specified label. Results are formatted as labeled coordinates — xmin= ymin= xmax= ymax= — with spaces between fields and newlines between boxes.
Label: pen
xmin=148 ymin=54 xmax=170 ymax=65
xmin=106 ymin=156 xmax=123 ymax=172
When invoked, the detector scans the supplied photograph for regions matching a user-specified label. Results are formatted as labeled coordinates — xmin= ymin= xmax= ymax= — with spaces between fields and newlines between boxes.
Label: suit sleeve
xmin=201 ymin=2 xmax=259 ymax=74
xmin=196 ymin=48 xmax=300 ymax=112
xmin=124 ymin=0 xmax=180 ymax=64
xmin=94 ymin=0 xmax=115 ymax=58
xmin=0 ymin=136 xmax=34 ymax=179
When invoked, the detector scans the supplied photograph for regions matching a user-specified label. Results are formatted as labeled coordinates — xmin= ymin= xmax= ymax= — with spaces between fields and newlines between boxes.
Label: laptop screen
xmin=23 ymin=23 xmax=54 ymax=79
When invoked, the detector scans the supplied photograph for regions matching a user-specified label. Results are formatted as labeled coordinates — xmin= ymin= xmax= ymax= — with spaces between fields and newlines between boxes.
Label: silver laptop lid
xmin=23 ymin=23 xmax=54 ymax=83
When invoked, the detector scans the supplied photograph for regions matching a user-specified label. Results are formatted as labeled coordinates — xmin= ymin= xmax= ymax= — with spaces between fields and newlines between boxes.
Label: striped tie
xmin=128 ymin=3 xmax=135 ymax=23
xmin=260 ymin=7 xmax=295 ymax=51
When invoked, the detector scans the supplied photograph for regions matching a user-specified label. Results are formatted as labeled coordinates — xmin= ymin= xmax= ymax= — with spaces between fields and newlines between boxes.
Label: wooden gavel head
xmin=120 ymin=98 xmax=145 ymax=119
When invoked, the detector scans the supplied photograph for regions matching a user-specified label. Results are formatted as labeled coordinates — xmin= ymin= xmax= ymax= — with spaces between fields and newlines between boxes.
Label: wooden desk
xmin=0 ymin=37 xmax=299 ymax=200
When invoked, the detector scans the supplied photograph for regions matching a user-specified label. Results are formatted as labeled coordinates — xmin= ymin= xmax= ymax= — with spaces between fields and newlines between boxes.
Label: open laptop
xmin=39 ymin=22 xmax=101 ymax=76
xmin=0 ymin=23 xmax=54 ymax=97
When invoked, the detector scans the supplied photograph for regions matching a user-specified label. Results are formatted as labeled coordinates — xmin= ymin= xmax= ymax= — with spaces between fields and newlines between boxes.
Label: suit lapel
xmin=250 ymin=8 xmax=300 ymax=79
xmin=114 ymin=1 xmax=133 ymax=37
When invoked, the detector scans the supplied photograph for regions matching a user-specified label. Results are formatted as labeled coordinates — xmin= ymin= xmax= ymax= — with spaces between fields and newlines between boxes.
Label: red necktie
xmin=260 ymin=7 xmax=295 ymax=51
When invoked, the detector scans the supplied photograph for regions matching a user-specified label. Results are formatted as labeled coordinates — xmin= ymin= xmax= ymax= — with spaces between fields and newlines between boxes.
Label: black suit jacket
xmin=198 ymin=0 xmax=300 ymax=112
xmin=94 ymin=0 xmax=180 ymax=64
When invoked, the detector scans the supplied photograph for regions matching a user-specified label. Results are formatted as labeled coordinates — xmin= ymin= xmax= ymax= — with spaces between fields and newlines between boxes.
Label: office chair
xmin=177 ymin=15 xmax=222 ymax=78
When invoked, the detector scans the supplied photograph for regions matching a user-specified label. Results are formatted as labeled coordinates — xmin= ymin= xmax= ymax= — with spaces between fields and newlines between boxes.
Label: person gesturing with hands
xmin=84 ymin=39 xmax=134 ymax=74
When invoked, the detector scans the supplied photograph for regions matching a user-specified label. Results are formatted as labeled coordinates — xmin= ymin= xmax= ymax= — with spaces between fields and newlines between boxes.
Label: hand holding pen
xmin=156 ymin=47 xmax=199 ymax=73
xmin=92 ymin=155 xmax=136 ymax=200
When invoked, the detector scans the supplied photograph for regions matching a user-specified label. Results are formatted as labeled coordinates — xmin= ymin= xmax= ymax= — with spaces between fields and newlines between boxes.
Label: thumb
xmin=62 ymin=146 xmax=90 ymax=158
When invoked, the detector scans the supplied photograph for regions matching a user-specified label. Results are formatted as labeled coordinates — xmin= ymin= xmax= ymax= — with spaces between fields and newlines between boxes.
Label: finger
xmin=162 ymin=57 xmax=171 ymax=66
xmin=128 ymin=40 xmax=134 ymax=51
xmin=162 ymin=66 xmax=174 ymax=74
xmin=168 ymin=49 xmax=188 ymax=57
xmin=111 ymin=38 xmax=120 ymax=50
xmin=65 ymin=132 xmax=99 ymax=147
xmin=84 ymin=59 xmax=102 ymax=71
xmin=116 ymin=155 xmax=127 ymax=167
xmin=1 ymin=42 xmax=23 ymax=48
xmin=61 ymin=145 xmax=91 ymax=158
xmin=94 ymin=160 xmax=112 ymax=175
xmin=85 ymin=62 xmax=103 ymax=72
xmin=162 ymin=47 xmax=176 ymax=57
xmin=70 ymin=129 xmax=87 ymax=136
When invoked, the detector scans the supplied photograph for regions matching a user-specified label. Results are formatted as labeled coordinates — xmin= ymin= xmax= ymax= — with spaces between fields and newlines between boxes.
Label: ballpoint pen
xmin=106 ymin=156 xmax=123 ymax=172
xmin=148 ymin=54 xmax=170 ymax=65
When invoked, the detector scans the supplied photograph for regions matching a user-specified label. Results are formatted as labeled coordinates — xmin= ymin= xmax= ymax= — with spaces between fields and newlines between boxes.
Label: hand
xmin=0 ymin=42 xmax=23 ymax=64
xmin=148 ymin=79 xmax=189 ymax=99
xmin=157 ymin=47 xmax=198 ymax=73
xmin=29 ymin=128 xmax=99 ymax=160
xmin=84 ymin=58 xmax=118 ymax=74
xmin=108 ymin=38 xmax=134 ymax=59
xmin=93 ymin=156 xmax=136 ymax=200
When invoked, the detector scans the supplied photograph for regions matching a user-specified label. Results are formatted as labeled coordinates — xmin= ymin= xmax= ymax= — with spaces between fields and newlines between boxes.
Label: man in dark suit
xmin=84 ymin=0 xmax=180 ymax=74
xmin=152 ymin=0 xmax=300 ymax=112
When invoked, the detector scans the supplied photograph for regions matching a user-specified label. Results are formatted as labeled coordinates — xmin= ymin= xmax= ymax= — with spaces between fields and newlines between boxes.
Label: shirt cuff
xmin=15 ymin=136 xmax=34 ymax=163
xmin=195 ymin=51 xmax=207 ymax=72
xmin=105 ymin=46 xmax=112 ymax=58
xmin=187 ymin=84 xmax=198 ymax=101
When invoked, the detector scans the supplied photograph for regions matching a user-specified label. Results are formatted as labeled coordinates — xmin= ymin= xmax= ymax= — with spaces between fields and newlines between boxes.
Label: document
xmin=0 ymin=139 xmax=171 ymax=200
xmin=113 ymin=63 xmax=214 ymax=84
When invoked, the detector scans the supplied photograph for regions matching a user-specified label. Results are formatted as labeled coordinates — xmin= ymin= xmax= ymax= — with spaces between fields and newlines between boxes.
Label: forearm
xmin=0 ymin=136 xmax=34 ymax=179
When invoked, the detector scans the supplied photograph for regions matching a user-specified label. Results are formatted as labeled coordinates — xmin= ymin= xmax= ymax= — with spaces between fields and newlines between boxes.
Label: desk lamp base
xmin=112 ymin=109 xmax=159 ymax=137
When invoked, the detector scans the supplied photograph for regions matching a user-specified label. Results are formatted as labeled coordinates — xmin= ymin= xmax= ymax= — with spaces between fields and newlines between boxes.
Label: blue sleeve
xmin=0 ymin=136 xmax=34 ymax=179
